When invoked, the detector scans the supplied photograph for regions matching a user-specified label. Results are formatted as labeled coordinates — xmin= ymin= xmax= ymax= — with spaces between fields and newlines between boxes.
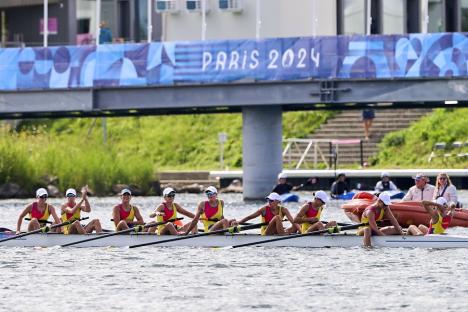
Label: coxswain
xmin=293 ymin=190 xmax=337 ymax=233
xmin=184 ymin=186 xmax=235 ymax=234
xmin=61 ymin=186 xmax=102 ymax=234
xmin=112 ymin=189 xmax=144 ymax=231
xmin=357 ymin=192 xmax=403 ymax=247
xmin=236 ymin=192 xmax=300 ymax=235
xmin=407 ymin=197 xmax=455 ymax=235
xmin=16 ymin=188 xmax=61 ymax=234
xmin=148 ymin=187 xmax=196 ymax=235
xmin=374 ymin=172 xmax=398 ymax=192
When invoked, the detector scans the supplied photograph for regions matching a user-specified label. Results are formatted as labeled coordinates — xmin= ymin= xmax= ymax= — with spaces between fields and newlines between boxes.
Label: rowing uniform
xmin=156 ymin=203 xmax=183 ymax=235
xmin=61 ymin=203 xmax=81 ymax=235
xmin=117 ymin=204 xmax=135 ymax=228
xmin=359 ymin=205 xmax=385 ymax=234
xmin=261 ymin=205 xmax=284 ymax=235
xmin=428 ymin=211 xmax=452 ymax=234
xmin=301 ymin=203 xmax=322 ymax=233
xmin=29 ymin=202 xmax=50 ymax=227
xmin=201 ymin=200 xmax=223 ymax=232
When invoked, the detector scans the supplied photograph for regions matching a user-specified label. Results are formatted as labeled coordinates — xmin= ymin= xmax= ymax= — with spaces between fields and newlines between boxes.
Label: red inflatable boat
xmin=342 ymin=192 xmax=468 ymax=227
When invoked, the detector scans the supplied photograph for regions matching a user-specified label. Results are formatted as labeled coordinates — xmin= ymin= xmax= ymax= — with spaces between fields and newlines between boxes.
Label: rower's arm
xmin=367 ymin=213 xmax=384 ymax=236
xmin=149 ymin=205 xmax=163 ymax=218
xmin=293 ymin=204 xmax=318 ymax=224
xmin=16 ymin=204 xmax=32 ymax=234
xmin=49 ymin=206 xmax=61 ymax=224
xmin=81 ymin=196 xmax=91 ymax=213
xmin=176 ymin=203 xmax=195 ymax=219
xmin=283 ymin=208 xmax=301 ymax=232
xmin=63 ymin=199 xmax=84 ymax=215
xmin=238 ymin=208 xmax=262 ymax=224
xmin=112 ymin=206 xmax=121 ymax=227
xmin=184 ymin=203 xmax=202 ymax=235
xmin=422 ymin=200 xmax=439 ymax=223
xmin=385 ymin=208 xmax=403 ymax=235
xmin=133 ymin=207 xmax=145 ymax=225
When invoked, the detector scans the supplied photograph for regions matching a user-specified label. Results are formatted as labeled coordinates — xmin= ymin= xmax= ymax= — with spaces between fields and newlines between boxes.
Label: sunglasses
xmin=39 ymin=195 xmax=48 ymax=199
xmin=206 ymin=192 xmax=216 ymax=197
xmin=122 ymin=193 xmax=131 ymax=196
xmin=439 ymin=177 xmax=447 ymax=180
xmin=66 ymin=194 xmax=76 ymax=198
xmin=165 ymin=194 xmax=175 ymax=198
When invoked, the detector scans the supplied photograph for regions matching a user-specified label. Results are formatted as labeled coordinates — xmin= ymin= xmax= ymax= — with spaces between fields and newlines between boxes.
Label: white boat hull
xmin=1 ymin=232 xmax=468 ymax=248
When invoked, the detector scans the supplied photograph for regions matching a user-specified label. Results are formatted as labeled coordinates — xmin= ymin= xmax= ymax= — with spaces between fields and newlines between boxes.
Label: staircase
xmin=284 ymin=108 xmax=432 ymax=167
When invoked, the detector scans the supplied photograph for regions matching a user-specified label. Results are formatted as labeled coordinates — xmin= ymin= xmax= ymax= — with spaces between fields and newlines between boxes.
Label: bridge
xmin=1 ymin=32 xmax=467 ymax=199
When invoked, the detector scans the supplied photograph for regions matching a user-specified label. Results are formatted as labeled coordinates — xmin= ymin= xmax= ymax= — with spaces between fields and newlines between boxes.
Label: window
xmin=428 ymin=0 xmax=444 ymax=32
xmin=381 ymin=0 xmax=405 ymax=34
xmin=339 ymin=0 xmax=366 ymax=35
xmin=463 ymin=0 xmax=468 ymax=31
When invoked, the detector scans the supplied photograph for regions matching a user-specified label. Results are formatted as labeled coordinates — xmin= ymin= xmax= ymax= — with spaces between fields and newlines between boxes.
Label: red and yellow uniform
xmin=117 ymin=204 xmax=135 ymax=227
xmin=261 ymin=205 xmax=284 ymax=235
xmin=156 ymin=203 xmax=183 ymax=234
xmin=29 ymin=202 xmax=50 ymax=227
xmin=301 ymin=203 xmax=322 ymax=233
xmin=428 ymin=212 xmax=452 ymax=234
xmin=61 ymin=203 xmax=81 ymax=235
xmin=201 ymin=200 xmax=223 ymax=232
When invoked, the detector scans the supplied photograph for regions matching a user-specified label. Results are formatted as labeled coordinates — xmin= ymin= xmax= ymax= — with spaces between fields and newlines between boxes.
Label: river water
xmin=1 ymin=191 xmax=468 ymax=311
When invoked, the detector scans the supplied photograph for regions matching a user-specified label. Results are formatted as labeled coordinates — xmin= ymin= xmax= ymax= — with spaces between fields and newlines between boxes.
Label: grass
xmin=371 ymin=108 xmax=468 ymax=168
xmin=0 ymin=110 xmax=333 ymax=195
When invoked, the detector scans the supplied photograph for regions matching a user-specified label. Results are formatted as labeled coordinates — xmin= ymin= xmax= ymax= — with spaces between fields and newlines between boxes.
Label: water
xmin=1 ymin=191 xmax=468 ymax=311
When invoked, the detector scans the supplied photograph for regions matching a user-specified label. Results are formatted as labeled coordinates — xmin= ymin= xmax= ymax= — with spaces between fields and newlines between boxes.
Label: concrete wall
xmin=163 ymin=0 xmax=337 ymax=41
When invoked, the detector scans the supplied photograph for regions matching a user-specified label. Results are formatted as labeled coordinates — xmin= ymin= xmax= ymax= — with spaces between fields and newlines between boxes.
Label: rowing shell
xmin=1 ymin=232 xmax=468 ymax=248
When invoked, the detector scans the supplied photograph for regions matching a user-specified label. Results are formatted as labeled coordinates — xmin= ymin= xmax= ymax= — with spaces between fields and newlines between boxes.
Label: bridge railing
xmin=282 ymin=138 xmax=363 ymax=169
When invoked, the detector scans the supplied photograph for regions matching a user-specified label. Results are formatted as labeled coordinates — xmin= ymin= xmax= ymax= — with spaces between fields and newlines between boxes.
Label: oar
xmin=223 ymin=222 xmax=366 ymax=249
xmin=0 ymin=217 xmax=89 ymax=244
xmin=129 ymin=222 xmax=268 ymax=249
xmin=60 ymin=217 xmax=184 ymax=247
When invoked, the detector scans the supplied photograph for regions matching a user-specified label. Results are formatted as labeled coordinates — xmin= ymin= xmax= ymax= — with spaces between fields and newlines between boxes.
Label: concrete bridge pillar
xmin=242 ymin=106 xmax=282 ymax=200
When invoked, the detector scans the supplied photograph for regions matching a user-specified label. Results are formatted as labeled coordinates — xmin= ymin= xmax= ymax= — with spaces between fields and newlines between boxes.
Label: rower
xmin=236 ymin=192 xmax=300 ymax=235
xmin=16 ymin=188 xmax=61 ymax=234
xmin=112 ymin=189 xmax=145 ymax=231
xmin=61 ymin=186 xmax=102 ymax=234
xmin=293 ymin=190 xmax=337 ymax=233
xmin=357 ymin=192 xmax=403 ymax=247
xmin=407 ymin=197 xmax=455 ymax=235
xmin=184 ymin=186 xmax=235 ymax=234
xmin=148 ymin=187 xmax=196 ymax=235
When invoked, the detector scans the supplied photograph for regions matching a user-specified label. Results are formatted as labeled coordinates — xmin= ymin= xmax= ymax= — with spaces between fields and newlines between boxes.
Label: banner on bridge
xmin=0 ymin=32 xmax=467 ymax=90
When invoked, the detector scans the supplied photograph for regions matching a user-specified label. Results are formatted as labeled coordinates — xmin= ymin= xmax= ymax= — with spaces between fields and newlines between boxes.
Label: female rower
xmin=112 ymin=188 xmax=145 ymax=231
xmin=407 ymin=197 xmax=455 ymax=235
xmin=61 ymin=186 xmax=102 ymax=234
xmin=184 ymin=186 xmax=235 ymax=234
xmin=293 ymin=190 xmax=337 ymax=233
xmin=15 ymin=188 xmax=61 ymax=234
xmin=148 ymin=187 xmax=197 ymax=235
xmin=357 ymin=192 xmax=403 ymax=247
xmin=236 ymin=192 xmax=300 ymax=235
xmin=432 ymin=172 xmax=459 ymax=207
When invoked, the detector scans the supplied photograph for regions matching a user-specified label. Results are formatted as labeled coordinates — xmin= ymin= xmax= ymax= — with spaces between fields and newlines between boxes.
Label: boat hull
xmin=1 ymin=232 xmax=468 ymax=248
xmin=342 ymin=199 xmax=468 ymax=227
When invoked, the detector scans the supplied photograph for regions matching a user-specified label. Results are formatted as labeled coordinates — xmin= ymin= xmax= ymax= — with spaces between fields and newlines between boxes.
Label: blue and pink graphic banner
xmin=0 ymin=32 xmax=467 ymax=90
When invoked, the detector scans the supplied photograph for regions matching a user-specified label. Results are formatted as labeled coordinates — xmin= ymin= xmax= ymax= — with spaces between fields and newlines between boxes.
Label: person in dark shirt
xmin=272 ymin=172 xmax=293 ymax=195
xmin=330 ymin=173 xmax=350 ymax=198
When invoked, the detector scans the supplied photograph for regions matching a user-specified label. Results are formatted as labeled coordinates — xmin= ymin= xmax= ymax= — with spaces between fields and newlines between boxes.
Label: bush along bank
xmin=0 ymin=111 xmax=334 ymax=197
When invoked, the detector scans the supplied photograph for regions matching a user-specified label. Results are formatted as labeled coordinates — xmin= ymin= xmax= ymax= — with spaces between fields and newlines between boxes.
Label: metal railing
xmin=282 ymin=138 xmax=363 ymax=169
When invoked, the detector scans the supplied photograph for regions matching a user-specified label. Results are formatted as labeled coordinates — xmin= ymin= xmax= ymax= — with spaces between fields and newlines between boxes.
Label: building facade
xmin=1 ymin=0 xmax=468 ymax=47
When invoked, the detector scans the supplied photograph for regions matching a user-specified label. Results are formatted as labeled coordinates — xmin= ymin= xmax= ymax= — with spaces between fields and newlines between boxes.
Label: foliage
xmin=372 ymin=108 xmax=468 ymax=168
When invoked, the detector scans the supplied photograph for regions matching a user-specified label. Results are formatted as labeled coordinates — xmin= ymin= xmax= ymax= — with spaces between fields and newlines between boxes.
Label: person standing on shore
xmin=61 ymin=186 xmax=102 ymax=234
xmin=362 ymin=108 xmax=375 ymax=141
xmin=402 ymin=173 xmax=435 ymax=201
xmin=15 ymin=188 xmax=61 ymax=234
xmin=112 ymin=189 xmax=145 ymax=231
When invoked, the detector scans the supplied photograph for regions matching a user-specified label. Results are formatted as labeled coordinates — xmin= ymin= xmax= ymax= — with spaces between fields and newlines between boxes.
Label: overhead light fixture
xmin=444 ymin=100 xmax=458 ymax=105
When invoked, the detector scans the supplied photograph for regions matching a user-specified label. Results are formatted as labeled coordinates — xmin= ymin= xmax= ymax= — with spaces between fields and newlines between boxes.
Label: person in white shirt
xmin=375 ymin=172 xmax=398 ymax=192
xmin=432 ymin=172 xmax=459 ymax=207
xmin=402 ymin=173 xmax=435 ymax=201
